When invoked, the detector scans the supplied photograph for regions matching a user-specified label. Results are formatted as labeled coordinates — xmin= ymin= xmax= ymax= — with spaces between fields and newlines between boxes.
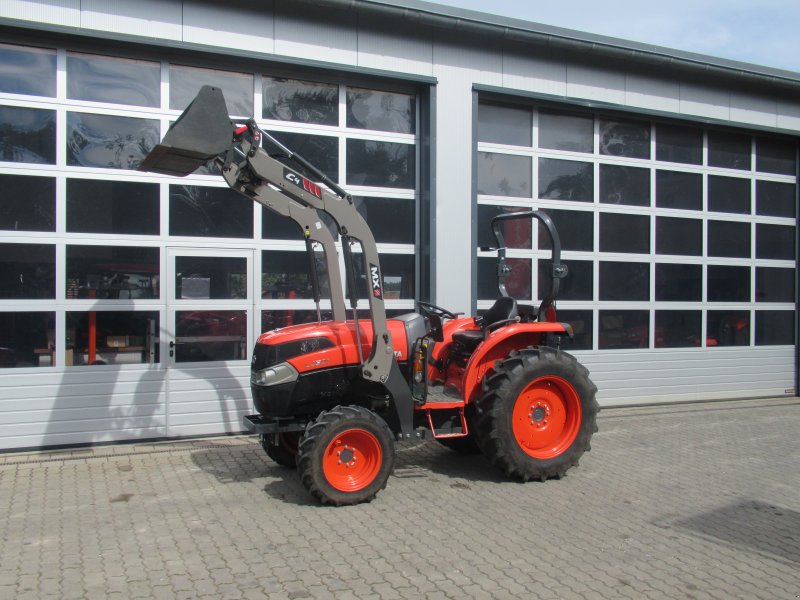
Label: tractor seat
xmin=451 ymin=297 xmax=518 ymax=352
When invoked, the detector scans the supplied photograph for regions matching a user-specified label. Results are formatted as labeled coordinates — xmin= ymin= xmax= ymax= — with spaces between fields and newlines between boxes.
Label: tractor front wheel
xmin=260 ymin=432 xmax=299 ymax=468
xmin=297 ymin=405 xmax=395 ymax=506
xmin=474 ymin=346 xmax=598 ymax=481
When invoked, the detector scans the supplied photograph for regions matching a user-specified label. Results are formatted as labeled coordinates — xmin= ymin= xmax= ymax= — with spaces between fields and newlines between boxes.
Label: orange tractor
xmin=142 ymin=86 xmax=599 ymax=505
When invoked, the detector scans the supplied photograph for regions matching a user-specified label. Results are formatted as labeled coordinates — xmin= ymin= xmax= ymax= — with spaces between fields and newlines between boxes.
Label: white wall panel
xmin=624 ymin=73 xmax=681 ymax=113
xmin=503 ymin=50 xmax=567 ymax=96
xmin=566 ymin=63 xmax=626 ymax=105
xmin=679 ymin=83 xmax=730 ymax=120
xmin=0 ymin=0 xmax=79 ymax=27
xmin=182 ymin=0 xmax=275 ymax=53
xmin=80 ymin=0 xmax=182 ymax=40
xmin=274 ymin=3 xmax=357 ymax=66
xmin=776 ymin=99 xmax=800 ymax=131
xmin=357 ymin=16 xmax=433 ymax=76
xmin=730 ymin=93 xmax=778 ymax=128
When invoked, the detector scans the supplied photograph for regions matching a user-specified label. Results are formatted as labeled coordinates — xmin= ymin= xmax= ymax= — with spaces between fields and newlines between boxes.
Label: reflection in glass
xmin=655 ymin=124 xmax=702 ymax=165
xmin=599 ymin=164 xmax=650 ymax=206
xmin=175 ymin=256 xmax=246 ymax=300
xmin=262 ymin=250 xmax=329 ymax=300
xmin=539 ymin=259 xmax=593 ymax=301
xmin=556 ymin=310 xmax=593 ymax=350
xmin=756 ymin=224 xmax=795 ymax=260
xmin=347 ymin=140 xmax=414 ymax=188
xmin=599 ymin=213 xmax=649 ymax=254
xmin=263 ymin=77 xmax=337 ymax=125
xmin=538 ymin=110 xmax=593 ymax=153
xmin=599 ymin=262 xmax=649 ymax=301
xmin=0 ymin=44 xmax=56 ymax=97
xmin=538 ymin=158 xmax=592 ymax=202
xmin=66 ymin=112 xmax=158 ymax=169
xmin=0 ymin=105 xmax=56 ymax=164
xmin=477 ymin=205 xmax=531 ymax=249
xmin=66 ymin=245 xmax=159 ymax=300
xmin=0 ymin=174 xmax=55 ymax=231
xmin=656 ymin=216 xmax=702 ymax=256
xmin=598 ymin=310 xmax=649 ymax=349
xmin=756 ymin=137 xmax=796 ymax=175
xmin=756 ymin=181 xmax=795 ymax=218
xmin=708 ymin=220 xmax=750 ymax=258
xmin=756 ymin=267 xmax=794 ymax=303
xmin=755 ymin=311 xmax=794 ymax=346
xmin=0 ymin=312 xmax=54 ymax=368
xmin=175 ymin=310 xmax=247 ymax=362
xmin=66 ymin=311 xmax=159 ymax=366
xmin=355 ymin=197 xmax=415 ymax=244
xmin=347 ymin=87 xmax=415 ymax=134
xmin=67 ymin=53 xmax=160 ymax=107
xmin=0 ymin=243 xmax=55 ymax=299
xmin=655 ymin=311 xmax=701 ymax=348
xmin=708 ymin=175 xmax=750 ymax=214
xmin=656 ymin=170 xmax=702 ymax=210
xmin=707 ymin=265 xmax=749 ymax=302
xmin=267 ymin=130 xmax=339 ymax=183
xmin=708 ymin=130 xmax=751 ymax=171
xmin=478 ymin=256 xmax=531 ymax=300
xmin=67 ymin=179 xmax=159 ymax=235
xmin=538 ymin=208 xmax=593 ymax=252
xmin=169 ymin=185 xmax=253 ymax=238
xmin=169 ymin=64 xmax=253 ymax=116
xmin=478 ymin=153 xmax=531 ymax=197
xmin=478 ymin=102 xmax=532 ymax=146
xmin=655 ymin=263 xmax=701 ymax=301
xmin=707 ymin=311 xmax=749 ymax=347
xmin=599 ymin=118 xmax=650 ymax=158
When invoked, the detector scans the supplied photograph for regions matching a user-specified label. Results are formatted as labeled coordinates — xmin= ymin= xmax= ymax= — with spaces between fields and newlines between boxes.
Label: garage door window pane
xmin=0 ymin=174 xmax=55 ymax=232
xmin=755 ymin=311 xmax=794 ymax=345
xmin=478 ymin=256 xmax=530 ymax=300
xmin=756 ymin=137 xmax=796 ymax=176
xmin=170 ymin=185 xmax=253 ymax=238
xmin=267 ymin=131 xmax=339 ymax=183
xmin=539 ymin=259 xmax=593 ymax=301
xmin=349 ymin=253 xmax=415 ymax=300
xmin=756 ymin=267 xmax=794 ymax=303
xmin=477 ymin=205 xmax=531 ymax=249
xmin=477 ymin=153 xmax=531 ymax=197
xmin=599 ymin=262 xmax=649 ymax=301
xmin=170 ymin=65 xmax=253 ymax=116
xmin=708 ymin=130 xmax=751 ymax=171
xmin=263 ymin=77 xmax=337 ymax=126
xmin=600 ymin=213 xmax=649 ymax=254
xmin=708 ymin=175 xmax=751 ymax=214
xmin=538 ymin=209 xmax=593 ymax=252
xmin=347 ymin=140 xmax=414 ymax=189
xmin=66 ymin=311 xmax=159 ymax=366
xmin=0 ymin=105 xmax=56 ymax=164
xmin=655 ymin=263 xmax=701 ymax=301
xmin=0 ymin=44 xmax=56 ymax=97
xmin=708 ymin=221 xmax=750 ymax=258
xmin=656 ymin=124 xmax=702 ymax=165
xmin=599 ymin=310 xmax=649 ymax=349
xmin=175 ymin=310 xmax=246 ymax=362
xmin=0 ymin=243 xmax=55 ymax=299
xmin=655 ymin=311 xmax=701 ymax=348
xmin=355 ymin=197 xmax=415 ymax=245
xmin=262 ymin=250 xmax=328 ymax=300
xmin=599 ymin=118 xmax=650 ymax=159
xmin=347 ymin=87 xmax=415 ymax=134
xmin=66 ymin=113 xmax=158 ymax=170
xmin=262 ymin=309 xmax=330 ymax=331
xmin=756 ymin=181 xmax=795 ymax=218
xmin=0 ymin=312 xmax=54 ymax=368
xmin=656 ymin=170 xmax=702 ymax=210
xmin=599 ymin=164 xmax=650 ymax=206
xmin=539 ymin=110 xmax=593 ymax=153
xmin=66 ymin=245 xmax=159 ymax=299
xmin=538 ymin=158 xmax=592 ymax=202
xmin=707 ymin=311 xmax=750 ymax=346
xmin=756 ymin=224 xmax=795 ymax=260
xmin=656 ymin=217 xmax=702 ymax=256
xmin=478 ymin=102 xmax=532 ymax=146
xmin=67 ymin=53 xmax=160 ymax=107
xmin=556 ymin=310 xmax=593 ymax=350
xmin=67 ymin=179 xmax=159 ymax=235
xmin=176 ymin=256 xmax=246 ymax=300
xmin=707 ymin=265 xmax=749 ymax=302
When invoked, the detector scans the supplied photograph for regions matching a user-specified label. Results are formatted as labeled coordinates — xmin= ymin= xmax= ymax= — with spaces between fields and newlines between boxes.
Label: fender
xmin=462 ymin=322 xmax=572 ymax=405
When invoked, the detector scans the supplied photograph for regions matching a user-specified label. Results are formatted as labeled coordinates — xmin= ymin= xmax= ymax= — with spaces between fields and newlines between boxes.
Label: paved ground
xmin=0 ymin=397 xmax=799 ymax=600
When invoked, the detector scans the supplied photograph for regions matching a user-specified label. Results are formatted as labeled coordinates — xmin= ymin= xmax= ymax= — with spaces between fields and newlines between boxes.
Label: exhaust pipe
xmin=139 ymin=85 xmax=233 ymax=177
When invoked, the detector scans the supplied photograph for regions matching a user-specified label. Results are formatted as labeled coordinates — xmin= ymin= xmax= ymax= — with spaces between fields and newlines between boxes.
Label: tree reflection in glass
xmin=66 ymin=113 xmax=158 ymax=170
xmin=263 ymin=77 xmax=338 ymax=126
xmin=347 ymin=88 xmax=415 ymax=134
xmin=0 ymin=106 xmax=56 ymax=164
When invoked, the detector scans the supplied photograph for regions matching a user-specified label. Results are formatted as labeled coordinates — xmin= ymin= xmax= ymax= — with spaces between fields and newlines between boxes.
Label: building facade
xmin=0 ymin=0 xmax=797 ymax=450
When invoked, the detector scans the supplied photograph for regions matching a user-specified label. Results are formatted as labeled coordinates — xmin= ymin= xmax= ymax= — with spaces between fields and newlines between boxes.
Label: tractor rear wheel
xmin=297 ymin=405 xmax=395 ymax=506
xmin=474 ymin=346 xmax=598 ymax=481
xmin=260 ymin=432 xmax=299 ymax=468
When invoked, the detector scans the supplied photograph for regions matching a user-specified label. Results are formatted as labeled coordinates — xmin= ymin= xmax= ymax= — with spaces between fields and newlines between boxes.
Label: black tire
xmin=297 ymin=405 xmax=395 ymax=506
xmin=474 ymin=346 xmax=598 ymax=482
xmin=260 ymin=432 xmax=299 ymax=468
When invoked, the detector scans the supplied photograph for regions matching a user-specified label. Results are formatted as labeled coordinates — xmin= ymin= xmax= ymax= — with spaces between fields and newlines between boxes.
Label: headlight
xmin=251 ymin=362 xmax=299 ymax=387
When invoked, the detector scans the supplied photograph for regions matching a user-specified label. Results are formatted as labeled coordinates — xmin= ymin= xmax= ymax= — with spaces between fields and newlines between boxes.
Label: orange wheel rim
xmin=511 ymin=376 xmax=581 ymax=459
xmin=322 ymin=429 xmax=383 ymax=492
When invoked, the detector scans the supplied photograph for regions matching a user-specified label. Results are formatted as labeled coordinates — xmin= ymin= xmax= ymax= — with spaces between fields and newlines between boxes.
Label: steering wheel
xmin=417 ymin=301 xmax=458 ymax=320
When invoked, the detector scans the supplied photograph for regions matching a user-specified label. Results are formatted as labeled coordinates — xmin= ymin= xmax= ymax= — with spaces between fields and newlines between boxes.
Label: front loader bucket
xmin=139 ymin=85 xmax=233 ymax=176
